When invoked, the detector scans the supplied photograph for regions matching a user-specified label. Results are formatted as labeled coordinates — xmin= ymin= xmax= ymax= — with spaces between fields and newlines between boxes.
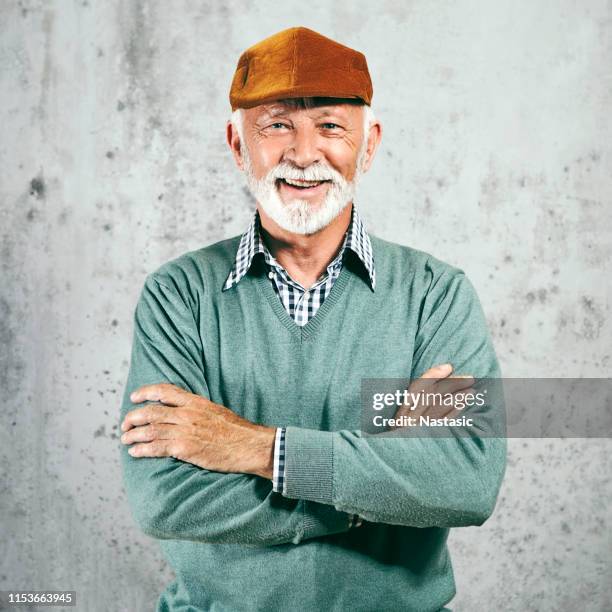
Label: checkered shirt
xmin=223 ymin=205 xmax=375 ymax=529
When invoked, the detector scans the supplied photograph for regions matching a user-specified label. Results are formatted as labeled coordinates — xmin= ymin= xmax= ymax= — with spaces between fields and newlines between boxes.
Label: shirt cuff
xmin=272 ymin=427 xmax=286 ymax=493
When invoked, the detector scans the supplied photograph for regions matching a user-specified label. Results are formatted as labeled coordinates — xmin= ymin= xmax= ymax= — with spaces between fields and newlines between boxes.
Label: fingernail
xmin=130 ymin=392 xmax=137 ymax=401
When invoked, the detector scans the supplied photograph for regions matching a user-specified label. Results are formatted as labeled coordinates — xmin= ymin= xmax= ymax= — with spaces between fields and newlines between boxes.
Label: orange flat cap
xmin=229 ymin=27 xmax=373 ymax=110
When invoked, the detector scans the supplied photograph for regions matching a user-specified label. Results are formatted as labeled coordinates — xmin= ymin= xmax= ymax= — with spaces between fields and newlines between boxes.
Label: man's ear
xmin=226 ymin=120 xmax=244 ymax=170
xmin=361 ymin=120 xmax=382 ymax=173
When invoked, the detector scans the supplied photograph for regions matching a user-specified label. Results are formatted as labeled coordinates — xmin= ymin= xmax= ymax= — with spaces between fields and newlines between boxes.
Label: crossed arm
xmin=119 ymin=272 xmax=506 ymax=545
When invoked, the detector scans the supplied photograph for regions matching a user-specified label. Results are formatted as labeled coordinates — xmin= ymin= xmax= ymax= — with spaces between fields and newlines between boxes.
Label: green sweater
xmin=119 ymin=233 xmax=506 ymax=612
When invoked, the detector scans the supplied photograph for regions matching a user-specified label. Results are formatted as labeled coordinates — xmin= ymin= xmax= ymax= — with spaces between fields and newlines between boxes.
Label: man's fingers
xmin=407 ymin=365 xmax=473 ymax=399
xmin=130 ymin=383 xmax=190 ymax=407
xmin=420 ymin=363 xmax=453 ymax=380
xmin=407 ymin=363 xmax=454 ymax=396
xmin=395 ymin=384 xmax=478 ymax=420
xmin=121 ymin=423 xmax=176 ymax=445
xmin=127 ymin=440 xmax=172 ymax=458
xmin=433 ymin=375 xmax=475 ymax=396
xmin=127 ymin=439 xmax=190 ymax=460
xmin=121 ymin=403 xmax=181 ymax=432
xmin=432 ymin=386 xmax=477 ymax=419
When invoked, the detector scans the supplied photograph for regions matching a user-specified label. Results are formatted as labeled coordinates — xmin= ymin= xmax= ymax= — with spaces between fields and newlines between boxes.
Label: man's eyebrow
xmin=314 ymin=109 xmax=341 ymax=117
xmin=255 ymin=107 xmax=350 ymax=123
xmin=259 ymin=108 xmax=291 ymax=119
xmin=261 ymin=107 xmax=344 ymax=118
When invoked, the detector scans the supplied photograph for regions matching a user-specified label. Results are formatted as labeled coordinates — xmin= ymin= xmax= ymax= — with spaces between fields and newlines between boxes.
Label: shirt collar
xmin=222 ymin=206 xmax=376 ymax=292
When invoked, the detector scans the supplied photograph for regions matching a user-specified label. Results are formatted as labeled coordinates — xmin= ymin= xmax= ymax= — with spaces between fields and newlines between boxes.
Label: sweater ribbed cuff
xmin=283 ymin=426 xmax=335 ymax=505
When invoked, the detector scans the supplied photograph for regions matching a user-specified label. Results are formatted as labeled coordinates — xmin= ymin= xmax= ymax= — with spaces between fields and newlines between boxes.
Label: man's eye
xmin=321 ymin=122 xmax=341 ymax=129
xmin=269 ymin=122 xmax=289 ymax=129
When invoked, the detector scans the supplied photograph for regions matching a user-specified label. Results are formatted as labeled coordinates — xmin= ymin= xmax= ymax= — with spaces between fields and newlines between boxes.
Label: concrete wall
xmin=1 ymin=1 xmax=610 ymax=610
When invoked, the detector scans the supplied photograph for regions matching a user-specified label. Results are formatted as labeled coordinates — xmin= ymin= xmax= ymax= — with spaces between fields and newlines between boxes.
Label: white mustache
xmin=270 ymin=162 xmax=342 ymax=184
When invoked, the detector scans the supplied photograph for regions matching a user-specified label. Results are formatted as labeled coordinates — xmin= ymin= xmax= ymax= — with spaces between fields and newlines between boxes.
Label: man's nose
xmin=283 ymin=127 xmax=322 ymax=168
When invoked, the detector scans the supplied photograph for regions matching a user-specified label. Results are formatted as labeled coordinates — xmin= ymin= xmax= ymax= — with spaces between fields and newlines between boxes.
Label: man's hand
xmin=120 ymin=383 xmax=276 ymax=480
xmin=391 ymin=363 xmax=475 ymax=428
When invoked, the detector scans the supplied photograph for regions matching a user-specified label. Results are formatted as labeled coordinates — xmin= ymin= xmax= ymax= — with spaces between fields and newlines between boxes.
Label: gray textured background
xmin=1 ymin=1 xmax=611 ymax=611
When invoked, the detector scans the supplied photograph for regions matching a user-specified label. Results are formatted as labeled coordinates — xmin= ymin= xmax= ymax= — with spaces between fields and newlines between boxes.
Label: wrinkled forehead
xmin=246 ymin=97 xmax=365 ymax=123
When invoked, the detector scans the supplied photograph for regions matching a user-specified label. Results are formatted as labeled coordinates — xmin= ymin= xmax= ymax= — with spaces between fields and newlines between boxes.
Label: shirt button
xmin=268 ymin=271 xmax=274 ymax=279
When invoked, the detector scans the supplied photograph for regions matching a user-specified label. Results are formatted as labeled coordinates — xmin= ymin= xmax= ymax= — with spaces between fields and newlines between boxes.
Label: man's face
xmin=231 ymin=100 xmax=375 ymax=235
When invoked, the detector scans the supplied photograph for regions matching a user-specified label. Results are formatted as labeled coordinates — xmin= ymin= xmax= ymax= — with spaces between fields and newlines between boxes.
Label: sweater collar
xmin=223 ymin=205 xmax=376 ymax=292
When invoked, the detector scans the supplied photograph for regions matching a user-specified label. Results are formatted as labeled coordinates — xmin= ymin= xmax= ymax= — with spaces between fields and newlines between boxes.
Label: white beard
xmin=241 ymin=140 xmax=368 ymax=236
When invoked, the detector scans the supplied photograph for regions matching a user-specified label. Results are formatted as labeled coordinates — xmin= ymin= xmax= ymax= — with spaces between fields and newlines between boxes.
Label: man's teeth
xmin=282 ymin=178 xmax=325 ymax=188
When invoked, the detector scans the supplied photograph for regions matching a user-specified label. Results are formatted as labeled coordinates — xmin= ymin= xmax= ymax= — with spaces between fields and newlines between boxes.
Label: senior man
xmin=119 ymin=27 xmax=506 ymax=612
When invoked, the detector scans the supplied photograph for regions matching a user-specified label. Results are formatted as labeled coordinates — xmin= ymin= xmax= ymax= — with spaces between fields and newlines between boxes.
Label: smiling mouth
xmin=276 ymin=178 xmax=332 ymax=190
